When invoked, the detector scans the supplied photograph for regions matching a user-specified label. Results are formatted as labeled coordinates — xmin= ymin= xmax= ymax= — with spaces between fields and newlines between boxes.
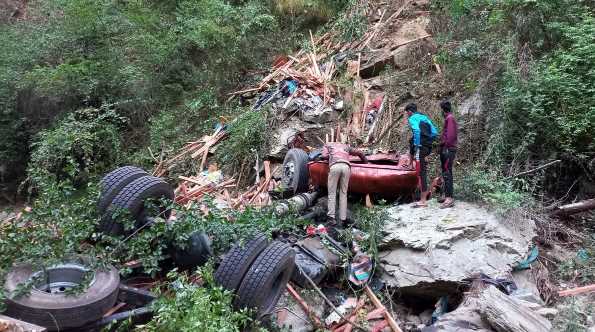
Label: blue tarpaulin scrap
xmin=514 ymin=246 xmax=539 ymax=271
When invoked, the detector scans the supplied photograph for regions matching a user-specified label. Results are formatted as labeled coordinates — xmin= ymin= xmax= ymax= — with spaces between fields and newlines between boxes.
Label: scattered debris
xmin=0 ymin=314 xmax=46 ymax=332
xmin=153 ymin=125 xmax=228 ymax=177
xmin=364 ymin=285 xmax=404 ymax=332
xmin=286 ymin=284 xmax=325 ymax=330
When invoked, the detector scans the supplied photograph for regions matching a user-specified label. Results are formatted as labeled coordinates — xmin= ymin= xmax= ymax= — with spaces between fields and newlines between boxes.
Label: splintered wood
xmin=152 ymin=127 xmax=228 ymax=177
xmin=229 ymin=31 xmax=338 ymax=106
xmin=173 ymin=160 xmax=276 ymax=210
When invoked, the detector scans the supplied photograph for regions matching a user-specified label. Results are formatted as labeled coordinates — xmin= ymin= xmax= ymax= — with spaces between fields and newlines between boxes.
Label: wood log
xmin=364 ymin=285 xmax=403 ymax=332
xmin=479 ymin=285 xmax=552 ymax=332
xmin=558 ymin=284 xmax=595 ymax=297
xmin=286 ymin=284 xmax=324 ymax=329
xmin=553 ymin=198 xmax=595 ymax=216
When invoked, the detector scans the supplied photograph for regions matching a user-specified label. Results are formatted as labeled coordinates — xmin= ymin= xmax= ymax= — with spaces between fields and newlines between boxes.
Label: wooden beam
xmin=558 ymin=284 xmax=595 ymax=297
xmin=364 ymin=285 xmax=403 ymax=332
xmin=553 ymin=198 xmax=595 ymax=216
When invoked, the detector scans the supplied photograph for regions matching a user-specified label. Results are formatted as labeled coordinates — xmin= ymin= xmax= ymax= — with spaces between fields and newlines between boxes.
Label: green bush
xmin=497 ymin=13 xmax=595 ymax=163
xmin=27 ymin=108 xmax=124 ymax=190
xmin=0 ymin=0 xmax=300 ymax=192
xmin=455 ymin=167 xmax=527 ymax=210
xmin=216 ymin=110 xmax=268 ymax=175
xmin=142 ymin=266 xmax=253 ymax=332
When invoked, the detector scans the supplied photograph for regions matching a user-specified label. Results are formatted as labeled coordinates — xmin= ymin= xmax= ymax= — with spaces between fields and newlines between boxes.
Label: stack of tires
xmin=97 ymin=166 xmax=212 ymax=269
xmin=97 ymin=166 xmax=174 ymax=236
xmin=215 ymin=234 xmax=295 ymax=319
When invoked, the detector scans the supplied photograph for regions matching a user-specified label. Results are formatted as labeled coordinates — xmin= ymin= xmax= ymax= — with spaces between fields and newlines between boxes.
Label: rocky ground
xmin=273 ymin=201 xmax=593 ymax=331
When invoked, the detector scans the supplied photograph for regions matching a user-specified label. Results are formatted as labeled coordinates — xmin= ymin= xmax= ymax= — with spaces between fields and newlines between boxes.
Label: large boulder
xmin=379 ymin=202 xmax=535 ymax=299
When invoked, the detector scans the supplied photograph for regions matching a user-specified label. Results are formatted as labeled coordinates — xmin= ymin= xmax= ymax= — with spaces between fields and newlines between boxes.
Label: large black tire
xmin=214 ymin=233 xmax=269 ymax=293
xmin=171 ymin=231 xmax=213 ymax=270
xmin=3 ymin=261 xmax=120 ymax=331
xmin=282 ymin=148 xmax=309 ymax=194
xmin=100 ymin=175 xmax=174 ymax=236
xmin=97 ymin=166 xmax=148 ymax=215
xmin=234 ymin=241 xmax=295 ymax=318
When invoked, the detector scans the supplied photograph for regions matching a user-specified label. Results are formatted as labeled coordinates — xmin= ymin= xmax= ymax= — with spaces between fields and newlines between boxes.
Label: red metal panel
xmin=308 ymin=154 xmax=417 ymax=196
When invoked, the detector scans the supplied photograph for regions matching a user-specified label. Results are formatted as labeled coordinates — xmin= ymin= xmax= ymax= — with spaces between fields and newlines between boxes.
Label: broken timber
xmin=552 ymin=198 xmax=595 ymax=216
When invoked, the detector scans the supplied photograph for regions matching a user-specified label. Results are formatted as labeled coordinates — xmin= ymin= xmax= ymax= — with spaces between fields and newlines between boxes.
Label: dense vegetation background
xmin=0 ymin=0 xmax=594 ymax=330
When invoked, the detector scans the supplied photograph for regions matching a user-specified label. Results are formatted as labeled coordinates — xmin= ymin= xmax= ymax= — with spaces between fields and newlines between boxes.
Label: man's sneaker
xmin=440 ymin=198 xmax=455 ymax=209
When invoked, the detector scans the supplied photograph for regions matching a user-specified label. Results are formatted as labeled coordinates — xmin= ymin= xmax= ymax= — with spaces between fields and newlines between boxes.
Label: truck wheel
xmin=282 ymin=148 xmax=309 ymax=194
xmin=3 ymin=260 xmax=120 ymax=331
xmin=234 ymin=241 xmax=295 ymax=318
xmin=214 ymin=233 xmax=269 ymax=293
xmin=100 ymin=176 xmax=174 ymax=236
xmin=171 ymin=232 xmax=213 ymax=270
xmin=98 ymin=166 xmax=148 ymax=215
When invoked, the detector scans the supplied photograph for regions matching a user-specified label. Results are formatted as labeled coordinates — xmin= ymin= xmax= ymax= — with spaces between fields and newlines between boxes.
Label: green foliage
xmin=272 ymin=0 xmax=351 ymax=25
xmin=141 ymin=266 xmax=253 ymax=331
xmin=496 ymin=14 xmax=595 ymax=163
xmin=352 ymin=204 xmax=389 ymax=258
xmin=217 ymin=110 xmax=268 ymax=174
xmin=27 ymin=108 xmax=124 ymax=190
xmin=553 ymin=296 xmax=594 ymax=332
xmin=455 ymin=167 xmax=527 ymax=210
xmin=0 ymin=0 xmax=298 ymax=192
xmin=0 ymin=183 xmax=100 ymax=277
xmin=556 ymin=236 xmax=595 ymax=284
xmin=331 ymin=0 xmax=367 ymax=41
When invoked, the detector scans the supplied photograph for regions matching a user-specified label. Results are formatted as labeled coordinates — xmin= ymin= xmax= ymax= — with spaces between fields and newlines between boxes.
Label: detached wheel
xmin=171 ymin=231 xmax=213 ymax=270
xmin=282 ymin=148 xmax=309 ymax=194
xmin=3 ymin=260 xmax=120 ymax=331
xmin=234 ymin=241 xmax=295 ymax=318
xmin=215 ymin=233 xmax=269 ymax=293
xmin=98 ymin=166 xmax=148 ymax=215
xmin=100 ymin=175 xmax=174 ymax=236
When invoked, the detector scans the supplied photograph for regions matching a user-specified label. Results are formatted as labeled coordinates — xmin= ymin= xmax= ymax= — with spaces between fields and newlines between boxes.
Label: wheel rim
xmin=30 ymin=263 xmax=95 ymax=294
xmin=282 ymin=161 xmax=295 ymax=187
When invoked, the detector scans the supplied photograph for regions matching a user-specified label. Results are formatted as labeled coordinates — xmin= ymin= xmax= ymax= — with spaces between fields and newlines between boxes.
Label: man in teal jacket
xmin=405 ymin=102 xmax=438 ymax=207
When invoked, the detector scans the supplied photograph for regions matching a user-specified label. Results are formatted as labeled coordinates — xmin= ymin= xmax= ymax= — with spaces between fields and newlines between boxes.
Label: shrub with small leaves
xmin=27 ymin=107 xmax=124 ymax=191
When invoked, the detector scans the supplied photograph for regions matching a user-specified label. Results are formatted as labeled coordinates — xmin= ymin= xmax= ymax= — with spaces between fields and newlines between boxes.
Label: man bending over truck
xmin=322 ymin=143 xmax=368 ymax=226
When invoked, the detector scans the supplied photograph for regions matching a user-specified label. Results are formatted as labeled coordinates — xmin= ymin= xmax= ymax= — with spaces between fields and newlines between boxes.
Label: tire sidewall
xmin=4 ymin=262 xmax=120 ymax=330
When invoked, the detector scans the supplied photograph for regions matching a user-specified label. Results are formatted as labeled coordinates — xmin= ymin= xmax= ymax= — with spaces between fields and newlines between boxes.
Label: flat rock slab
xmin=379 ymin=202 xmax=535 ymax=294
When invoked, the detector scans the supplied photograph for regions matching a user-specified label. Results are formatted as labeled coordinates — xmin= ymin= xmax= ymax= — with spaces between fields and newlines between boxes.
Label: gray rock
xmin=459 ymin=92 xmax=484 ymax=116
xmin=379 ymin=202 xmax=535 ymax=298
xmin=535 ymin=308 xmax=558 ymax=319
xmin=422 ymin=297 xmax=492 ymax=332
xmin=479 ymin=286 xmax=552 ymax=332
xmin=511 ymin=269 xmax=544 ymax=305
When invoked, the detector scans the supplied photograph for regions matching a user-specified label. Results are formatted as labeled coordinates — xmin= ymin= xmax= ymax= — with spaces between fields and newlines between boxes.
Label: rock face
xmin=379 ymin=202 xmax=535 ymax=297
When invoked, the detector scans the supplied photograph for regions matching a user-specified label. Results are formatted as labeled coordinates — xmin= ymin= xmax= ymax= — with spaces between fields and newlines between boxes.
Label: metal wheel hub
xmin=30 ymin=263 xmax=95 ymax=294
xmin=283 ymin=162 xmax=295 ymax=186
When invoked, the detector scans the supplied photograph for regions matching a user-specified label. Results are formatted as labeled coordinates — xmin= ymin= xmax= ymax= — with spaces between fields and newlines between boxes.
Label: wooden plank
xmin=364 ymin=285 xmax=403 ymax=332
xmin=286 ymin=284 xmax=324 ymax=329
xmin=264 ymin=160 xmax=271 ymax=181
xmin=103 ymin=302 xmax=127 ymax=317
xmin=558 ymin=284 xmax=595 ymax=297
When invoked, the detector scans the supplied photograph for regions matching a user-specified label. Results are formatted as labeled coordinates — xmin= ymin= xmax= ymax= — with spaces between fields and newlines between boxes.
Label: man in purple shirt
xmin=439 ymin=100 xmax=458 ymax=208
